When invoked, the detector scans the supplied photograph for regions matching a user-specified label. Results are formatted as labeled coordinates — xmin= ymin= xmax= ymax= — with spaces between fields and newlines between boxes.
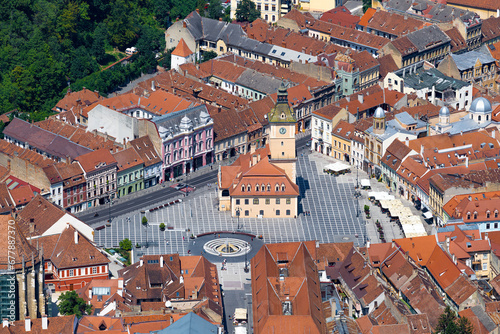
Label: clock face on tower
xmin=279 ymin=127 xmax=286 ymax=135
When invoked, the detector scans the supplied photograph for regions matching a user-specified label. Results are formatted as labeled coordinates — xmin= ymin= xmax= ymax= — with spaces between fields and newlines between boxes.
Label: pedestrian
xmin=193 ymin=241 xmax=196 ymax=245
xmin=183 ymin=236 xmax=185 ymax=241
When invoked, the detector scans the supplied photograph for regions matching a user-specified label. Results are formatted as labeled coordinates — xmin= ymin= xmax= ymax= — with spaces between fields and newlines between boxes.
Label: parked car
xmin=174 ymin=183 xmax=186 ymax=190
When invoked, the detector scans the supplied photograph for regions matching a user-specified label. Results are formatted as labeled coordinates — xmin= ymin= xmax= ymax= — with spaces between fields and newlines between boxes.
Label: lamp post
xmin=141 ymin=210 xmax=149 ymax=249
xmin=236 ymin=207 xmax=241 ymax=231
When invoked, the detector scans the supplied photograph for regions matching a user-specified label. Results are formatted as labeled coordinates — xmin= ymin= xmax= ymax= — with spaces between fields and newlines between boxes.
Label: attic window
xmin=473 ymin=211 xmax=477 ymax=219
xmin=487 ymin=211 xmax=490 ymax=219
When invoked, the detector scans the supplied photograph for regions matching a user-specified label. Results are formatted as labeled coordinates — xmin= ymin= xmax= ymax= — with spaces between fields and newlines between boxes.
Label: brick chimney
xmin=74 ymin=230 xmax=79 ymax=244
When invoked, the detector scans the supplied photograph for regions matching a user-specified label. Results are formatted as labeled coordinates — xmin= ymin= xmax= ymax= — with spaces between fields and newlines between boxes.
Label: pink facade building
xmin=154 ymin=105 xmax=214 ymax=181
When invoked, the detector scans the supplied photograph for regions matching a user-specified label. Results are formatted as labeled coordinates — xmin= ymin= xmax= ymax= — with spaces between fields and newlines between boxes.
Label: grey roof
xmin=395 ymin=112 xmax=417 ymax=125
xmin=443 ymin=117 xmax=493 ymax=135
xmin=236 ymin=69 xmax=283 ymax=94
xmin=471 ymin=305 xmax=498 ymax=332
xmin=398 ymin=67 xmax=469 ymax=92
xmin=470 ymin=97 xmax=492 ymax=114
xmin=183 ymin=11 xmax=315 ymax=64
xmin=385 ymin=0 xmax=473 ymax=23
xmin=439 ymin=106 xmax=450 ymax=117
xmin=374 ymin=107 xmax=385 ymax=118
xmin=153 ymin=105 xmax=213 ymax=139
xmin=153 ymin=313 xmax=219 ymax=334
xmin=343 ymin=0 xmax=363 ymax=15
xmin=406 ymin=25 xmax=450 ymax=52
xmin=451 ymin=51 xmax=496 ymax=71
xmin=3 ymin=118 xmax=93 ymax=160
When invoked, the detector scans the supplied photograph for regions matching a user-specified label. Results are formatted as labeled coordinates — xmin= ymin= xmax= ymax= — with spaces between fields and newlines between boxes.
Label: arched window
xmin=487 ymin=211 xmax=491 ymax=218
xmin=255 ymin=184 xmax=259 ymax=192
xmin=267 ymin=184 xmax=271 ymax=191
xmin=261 ymin=184 xmax=265 ymax=192
xmin=247 ymin=185 xmax=251 ymax=192
xmin=281 ymin=183 xmax=285 ymax=191
xmin=275 ymin=184 xmax=279 ymax=192
xmin=473 ymin=211 xmax=477 ymax=219
xmin=241 ymin=185 xmax=245 ymax=192
xmin=495 ymin=210 xmax=498 ymax=218
xmin=467 ymin=212 xmax=471 ymax=220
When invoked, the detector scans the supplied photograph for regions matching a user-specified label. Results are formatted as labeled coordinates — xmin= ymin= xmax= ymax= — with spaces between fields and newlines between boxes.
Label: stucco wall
xmin=88 ymin=105 xmax=138 ymax=145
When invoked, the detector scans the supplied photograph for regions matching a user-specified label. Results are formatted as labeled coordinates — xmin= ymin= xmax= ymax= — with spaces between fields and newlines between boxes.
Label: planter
xmin=258 ymin=235 xmax=263 ymax=239
xmin=135 ymin=243 xmax=141 ymax=248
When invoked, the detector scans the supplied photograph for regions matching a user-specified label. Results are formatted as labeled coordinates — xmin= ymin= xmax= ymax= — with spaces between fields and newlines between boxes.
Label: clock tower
xmin=268 ymin=81 xmax=297 ymax=181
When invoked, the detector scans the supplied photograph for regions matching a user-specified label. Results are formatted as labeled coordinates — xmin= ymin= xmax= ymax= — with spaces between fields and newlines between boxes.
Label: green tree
xmin=436 ymin=307 xmax=474 ymax=334
xmin=235 ymin=0 xmax=260 ymax=22
xmin=159 ymin=223 xmax=166 ymax=230
xmin=160 ymin=47 xmax=175 ymax=69
xmin=119 ymin=238 xmax=132 ymax=251
xmin=456 ymin=316 xmax=474 ymax=334
xmin=363 ymin=0 xmax=371 ymax=13
xmin=58 ymin=291 xmax=92 ymax=318
xmin=142 ymin=216 xmax=148 ymax=225
xmin=201 ymin=50 xmax=217 ymax=63
xmin=207 ymin=0 xmax=224 ymax=20
xmin=91 ymin=23 xmax=108 ymax=64
xmin=105 ymin=0 xmax=138 ymax=49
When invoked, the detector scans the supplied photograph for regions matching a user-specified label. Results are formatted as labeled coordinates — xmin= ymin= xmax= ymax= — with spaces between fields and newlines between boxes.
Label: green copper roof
xmin=268 ymin=81 xmax=296 ymax=123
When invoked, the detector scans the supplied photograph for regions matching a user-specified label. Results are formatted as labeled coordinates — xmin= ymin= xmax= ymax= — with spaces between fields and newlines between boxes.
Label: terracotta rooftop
xmin=53 ymin=87 xmax=102 ymax=113
xmin=359 ymin=10 xmax=424 ymax=37
xmin=40 ymin=224 xmax=109 ymax=269
xmin=112 ymin=147 xmax=144 ymax=172
xmin=320 ymin=7 xmax=359 ymax=28
xmin=445 ymin=27 xmax=468 ymax=53
xmin=448 ymin=0 xmax=500 ymax=11
xmin=0 ymin=315 xmax=76 ymax=334
xmin=481 ymin=16 xmax=500 ymax=44
xmin=312 ymin=104 xmax=344 ymax=120
xmin=172 ymin=38 xmax=193 ymax=57
xmin=76 ymin=149 xmax=117 ymax=174
xmin=16 ymin=194 xmax=66 ymax=237
xmin=0 ymin=215 xmax=40 ymax=270
xmin=128 ymin=136 xmax=161 ymax=168
xmin=206 ymin=105 xmax=248 ymax=143
xmin=330 ymin=25 xmax=391 ymax=50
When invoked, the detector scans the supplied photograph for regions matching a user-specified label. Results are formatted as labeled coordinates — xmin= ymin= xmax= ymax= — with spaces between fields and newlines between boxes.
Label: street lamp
xmin=235 ymin=207 xmax=241 ymax=231
xmin=141 ymin=210 xmax=149 ymax=249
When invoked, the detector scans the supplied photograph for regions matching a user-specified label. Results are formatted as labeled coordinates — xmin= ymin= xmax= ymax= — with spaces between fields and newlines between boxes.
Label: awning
xmin=324 ymin=162 xmax=351 ymax=172
xmin=423 ymin=211 xmax=433 ymax=219
xmin=360 ymin=179 xmax=371 ymax=188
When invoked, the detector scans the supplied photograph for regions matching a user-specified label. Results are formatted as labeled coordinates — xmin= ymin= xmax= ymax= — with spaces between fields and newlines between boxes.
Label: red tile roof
xmin=76 ymin=149 xmax=117 ymax=173
xmin=112 ymin=147 xmax=144 ymax=172
xmin=172 ymin=38 xmax=193 ymax=57
xmin=1 ymin=315 xmax=76 ymax=334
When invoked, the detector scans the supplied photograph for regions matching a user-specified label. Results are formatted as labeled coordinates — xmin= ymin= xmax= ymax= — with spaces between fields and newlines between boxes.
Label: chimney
xmin=346 ymin=96 xmax=350 ymax=102
xmin=282 ymin=41 xmax=286 ymax=48
xmin=252 ymin=155 xmax=258 ymax=166
xmin=25 ymin=317 xmax=31 ymax=332
xmin=2 ymin=319 xmax=8 ymax=328
xmin=118 ymin=278 xmax=123 ymax=296
xmin=140 ymin=259 xmax=143 ymax=267
xmin=42 ymin=314 xmax=48 ymax=330
xmin=452 ymin=254 xmax=457 ymax=265
xmin=405 ymin=137 xmax=409 ymax=146
xmin=74 ymin=230 xmax=78 ymax=244
xmin=195 ymin=8 xmax=199 ymax=14
xmin=445 ymin=236 xmax=450 ymax=253
xmin=219 ymin=17 xmax=222 ymax=21
xmin=366 ymin=240 xmax=370 ymax=248
xmin=182 ymin=21 xmax=187 ymax=28
xmin=358 ymin=94 xmax=364 ymax=104
xmin=391 ymin=240 xmax=395 ymax=249
xmin=89 ymin=288 xmax=93 ymax=299
xmin=66 ymin=222 xmax=70 ymax=230
xmin=151 ymin=80 xmax=156 ymax=92
xmin=160 ymin=256 xmax=164 ymax=268
xmin=485 ymin=232 xmax=488 ymax=241
xmin=465 ymin=156 xmax=469 ymax=168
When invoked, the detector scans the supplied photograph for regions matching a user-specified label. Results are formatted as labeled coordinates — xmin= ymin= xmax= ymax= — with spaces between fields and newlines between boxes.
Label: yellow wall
xmin=446 ymin=4 xmax=497 ymax=20
xmin=331 ymin=135 xmax=351 ymax=162
xmin=269 ymin=122 xmax=296 ymax=180
xmin=231 ymin=196 xmax=298 ymax=218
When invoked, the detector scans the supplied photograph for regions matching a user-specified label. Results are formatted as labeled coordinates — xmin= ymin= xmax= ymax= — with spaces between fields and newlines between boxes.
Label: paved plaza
xmin=95 ymin=152 xmax=368 ymax=261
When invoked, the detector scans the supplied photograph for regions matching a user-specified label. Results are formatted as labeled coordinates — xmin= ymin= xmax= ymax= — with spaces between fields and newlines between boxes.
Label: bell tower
xmin=268 ymin=81 xmax=297 ymax=181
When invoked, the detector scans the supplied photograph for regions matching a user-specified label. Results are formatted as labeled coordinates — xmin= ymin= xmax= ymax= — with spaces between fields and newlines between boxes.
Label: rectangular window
xmin=286 ymin=210 xmax=290 ymax=215
xmin=69 ymin=269 xmax=74 ymax=277
xmin=276 ymin=198 xmax=280 ymax=204
xmin=93 ymin=267 xmax=97 ymax=274
xmin=482 ymin=263 xmax=487 ymax=270
xmin=253 ymin=198 xmax=259 ymax=205
xmin=265 ymin=199 xmax=270 ymax=204
xmin=245 ymin=199 xmax=249 ymax=205
xmin=245 ymin=210 xmax=249 ymax=216
xmin=276 ymin=210 xmax=280 ymax=216
xmin=286 ymin=198 xmax=291 ymax=204
xmin=236 ymin=199 xmax=240 ymax=205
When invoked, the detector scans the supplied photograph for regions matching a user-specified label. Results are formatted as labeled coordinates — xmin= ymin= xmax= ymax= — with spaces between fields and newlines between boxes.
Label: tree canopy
xmin=58 ymin=290 xmax=92 ymax=318
xmin=436 ymin=307 xmax=474 ymax=334
xmin=235 ymin=0 xmax=261 ymax=22
xmin=0 ymin=0 xmax=177 ymax=121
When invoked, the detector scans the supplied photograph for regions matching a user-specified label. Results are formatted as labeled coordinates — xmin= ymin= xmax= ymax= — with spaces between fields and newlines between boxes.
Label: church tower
xmin=372 ymin=107 xmax=386 ymax=135
xmin=268 ymin=82 xmax=297 ymax=181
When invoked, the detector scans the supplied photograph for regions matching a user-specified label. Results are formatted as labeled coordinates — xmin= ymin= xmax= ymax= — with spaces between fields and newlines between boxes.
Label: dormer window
xmin=473 ymin=211 xmax=477 ymax=219
xmin=467 ymin=212 xmax=471 ymax=220
xmin=267 ymin=184 xmax=271 ymax=191
xmin=281 ymin=183 xmax=285 ymax=191
xmin=275 ymin=184 xmax=279 ymax=192
xmin=241 ymin=185 xmax=245 ymax=192
xmin=262 ymin=184 xmax=265 ymax=192
xmin=247 ymin=185 xmax=251 ymax=192
xmin=487 ymin=211 xmax=490 ymax=219
xmin=495 ymin=210 xmax=498 ymax=218
xmin=255 ymin=184 xmax=259 ymax=192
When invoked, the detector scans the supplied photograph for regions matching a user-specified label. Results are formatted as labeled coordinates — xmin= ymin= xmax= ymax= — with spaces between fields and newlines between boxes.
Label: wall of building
xmin=231 ymin=196 xmax=298 ymax=218
xmin=88 ymin=105 xmax=138 ymax=145
xmin=42 ymin=214 xmax=94 ymax=242
xmin=0 ymin=154 xmax=51 ymax=195
xmin=165 ymin=21 xmax=198 ymax=54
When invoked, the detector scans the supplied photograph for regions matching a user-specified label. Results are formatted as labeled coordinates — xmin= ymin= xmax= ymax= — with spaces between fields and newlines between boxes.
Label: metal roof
xmin=451 ymin=51 xmax=496 ymax=71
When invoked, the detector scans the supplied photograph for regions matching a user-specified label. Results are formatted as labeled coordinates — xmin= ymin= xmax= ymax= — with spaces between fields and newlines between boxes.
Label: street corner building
xmin=218 ymin=82 xmax=300 ymax=218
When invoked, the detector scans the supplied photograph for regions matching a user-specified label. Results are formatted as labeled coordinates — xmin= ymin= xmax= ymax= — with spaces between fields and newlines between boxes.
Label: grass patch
xmin=98 ymin=51 xmax=128 ymax=69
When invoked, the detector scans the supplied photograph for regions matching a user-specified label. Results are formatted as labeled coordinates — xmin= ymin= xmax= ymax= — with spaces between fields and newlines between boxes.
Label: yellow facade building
xmin=218 ymin=83 xmax=299 ymax=218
